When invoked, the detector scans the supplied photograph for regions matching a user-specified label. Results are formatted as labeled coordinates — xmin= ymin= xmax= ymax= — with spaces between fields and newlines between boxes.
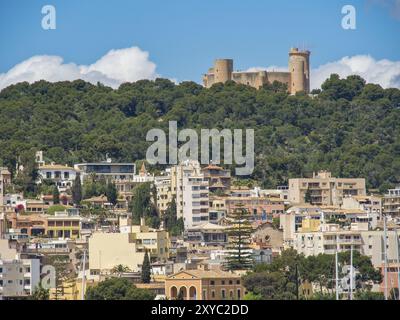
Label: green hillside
xmin=0 ymin=74 xmax=399 ymax=191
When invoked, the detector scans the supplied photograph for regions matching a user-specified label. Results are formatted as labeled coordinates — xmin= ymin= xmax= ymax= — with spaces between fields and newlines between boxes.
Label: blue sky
xmin=0 ymin=0 xmax=399 ymax=88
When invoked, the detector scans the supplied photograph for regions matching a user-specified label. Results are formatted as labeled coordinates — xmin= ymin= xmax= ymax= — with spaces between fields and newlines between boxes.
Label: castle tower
xmin=289 ymin=48 xmax=310 ymax=94
xmin=213 ymin=59 xmax=233 ymax=84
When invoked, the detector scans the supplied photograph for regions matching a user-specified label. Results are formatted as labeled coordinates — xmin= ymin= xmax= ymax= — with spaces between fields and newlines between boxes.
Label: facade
xmin=225 ymin=196 xmax=284 ymax=220
xmin=155 ymin=175 xmax=173 ymax=215
xmin=201 ymin=164 xmax=231 ymax=194
xmin=342 ymin=195 xmax=382 ymax=219
xmin=288 ymin=171 xmax=366 ymax=206
xmin=0 ymin=240 xmax=40 ymax=298
xmin=37 ymin=164 xmax=78 ymax=192
xmin=293 ymin=220 xmax=400 ymax=268
xmin=165 ymin=268 xmax=245 ymax=300
xmin=383 ymin=186 xmax=400 ymax=217
xmin=74 ymin=159 xmax=136 ymax=183
xmin=182 ymin=175 xmax=209 ymax=229
xmin=89 ymin=219 xmax=170 ymax=274
xmin=203 ymin=48 xmax=311 ymax=94
xmin=47 ymin=209 xmax=81 ymax=239
xmin=251 ymin=222 xmax=284 ymax=253
xmin=170 ymin=160 xmax=202 ymax=219
xmin=184 ymin=222 xmax=228 ymax=248
xmin=7 ymin=212 xmax=47 ymax=237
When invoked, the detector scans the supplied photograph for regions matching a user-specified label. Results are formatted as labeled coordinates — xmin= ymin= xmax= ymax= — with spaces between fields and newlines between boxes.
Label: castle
xmin=203 ymin=48 xmax=310 ymax=94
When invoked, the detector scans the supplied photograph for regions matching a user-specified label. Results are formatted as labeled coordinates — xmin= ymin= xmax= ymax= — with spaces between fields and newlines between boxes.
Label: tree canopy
xmin=0 ymin=76 xmax=399 ymax=191
xmin=85 ymin=277 xmax=155 ymax=300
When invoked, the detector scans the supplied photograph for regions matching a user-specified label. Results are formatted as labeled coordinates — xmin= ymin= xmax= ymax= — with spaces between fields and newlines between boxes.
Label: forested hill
xmin=0 ymin=74 xmax=399 ymax=191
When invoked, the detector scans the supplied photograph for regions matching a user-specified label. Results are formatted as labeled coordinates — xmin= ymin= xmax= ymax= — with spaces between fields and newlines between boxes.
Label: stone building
xmin=203 ymin=48 xmax=310 ymax=94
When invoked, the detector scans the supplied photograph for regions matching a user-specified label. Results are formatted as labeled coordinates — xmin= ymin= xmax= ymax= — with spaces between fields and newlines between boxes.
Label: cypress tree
xmin=72 ymin=173 xmax=82 ymax=205
xmin=141 ymin=250 xmax=151 ymax=284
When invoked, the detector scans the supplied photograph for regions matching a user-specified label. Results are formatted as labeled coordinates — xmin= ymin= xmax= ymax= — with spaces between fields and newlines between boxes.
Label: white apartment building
xmin=182 ymin=175 xmax=209 ymax=229
xmin=170 ymin=160 xmax=202 ymax=219
xmin=0 ymin=239 xmax=40 ymax=299
xmin=293 ymin=222 xmax=400 ymax=268
xmin=383 ymin=186 xmax=400 ymax=217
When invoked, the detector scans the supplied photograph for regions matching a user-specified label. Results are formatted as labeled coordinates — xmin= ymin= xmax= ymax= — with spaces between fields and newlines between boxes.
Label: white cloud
xmin=246 ymin=55 xmax=400 ymax=90
xmin=311 ymin=55 xmax=400 ymax=90
xmin=0 ymin=46 xmax=159 ymax=90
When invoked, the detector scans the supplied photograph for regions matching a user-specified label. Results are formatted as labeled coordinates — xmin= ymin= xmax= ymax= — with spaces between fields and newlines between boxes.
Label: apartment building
xmin=170 ymin=160 xmax=202 ymax=219
xmin=225 ymin=196 xmax=284 ymax=220
xmin=184 ymin=222 xmax=228 ymax=248
xmin=342 ymin=195 xmax=382 ymax=218
xmin=165 ymin=268 xmax=245 ymax=300
xmin=89 ymin=219 xmax=170 ymax=274
xmin=7 ymin=212 xmax=47 ymax=237
xmin=74 ymin=159 xmax=137 ymax=183
xmin=201 ymin=164 xmax=231 ymax=194
xmin=288 ymin=171 xmax=366 ymax=206
xmin=47 ymin=209 xmax=81 ymax=239
xmin=182 ymin=175 xmax=209 ymax=229
xmin=155 ymin=175 xmax=173 ymax=215
xmin=383 ymin=186 xmax=400 ymax=217
xmin=0 ymin=240 xmax=40 ymax=299
xmin=293 ymin=220 xmax=400 ymax=268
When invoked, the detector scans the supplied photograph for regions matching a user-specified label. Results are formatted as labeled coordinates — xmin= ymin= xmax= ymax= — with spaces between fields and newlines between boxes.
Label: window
xmin=210 ymin=280 xmax=215 ymax=285
xmin=211 ymin=290 xmax=215 ymax=298
xmin=221 ymin=289 xmax=226 ymax=299
xmin=237 ymin=289 xmax=241 ymax=299
xmin=236 ymin=280 xmax=240 ymax=285
xmin=229 ymin=280 xmax=233 ymax=285
xmin=221 ymin=280 xmax=225 ymax=285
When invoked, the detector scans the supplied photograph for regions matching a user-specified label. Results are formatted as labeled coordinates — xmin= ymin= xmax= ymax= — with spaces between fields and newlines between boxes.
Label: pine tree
xmin=225 ymin=204 xmax=253 ymax=271
xmin=71 ymin=173 xmax=82 ymax=205
xmin=141 ymin=250 xmax=151 ymax=284
xmin=52 ymin=186 xmax=60 ymax=204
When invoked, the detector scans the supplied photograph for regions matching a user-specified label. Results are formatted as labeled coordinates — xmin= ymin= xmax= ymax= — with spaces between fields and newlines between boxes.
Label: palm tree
xmin=111 ymin=264 xmax=131 ymax=277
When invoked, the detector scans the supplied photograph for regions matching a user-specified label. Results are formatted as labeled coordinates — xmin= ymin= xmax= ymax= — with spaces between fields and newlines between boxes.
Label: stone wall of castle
xmin=203 ymin=48 xmax=310 ymax=94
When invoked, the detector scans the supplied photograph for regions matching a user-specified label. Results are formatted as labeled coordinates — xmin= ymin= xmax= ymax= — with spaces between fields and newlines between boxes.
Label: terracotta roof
xmin=168 ymin=269 xmax=240 ymax=279
xmin=203 ymin=164 xmax=223 ymax=170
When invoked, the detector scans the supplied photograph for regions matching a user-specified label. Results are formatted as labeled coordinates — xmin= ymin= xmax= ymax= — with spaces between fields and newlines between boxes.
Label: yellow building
xmin=47 ymin=210 xmax=81 ymax=239
xmin=89 ymin=219 xmax=170 ymax=274
xmin=165 ymin=268 xmax=245 ymax=300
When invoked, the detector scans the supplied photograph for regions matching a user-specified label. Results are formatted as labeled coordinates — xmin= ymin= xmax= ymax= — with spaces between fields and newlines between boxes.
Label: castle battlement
xmin=203 ymin=48 xmax=310 ymax=94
